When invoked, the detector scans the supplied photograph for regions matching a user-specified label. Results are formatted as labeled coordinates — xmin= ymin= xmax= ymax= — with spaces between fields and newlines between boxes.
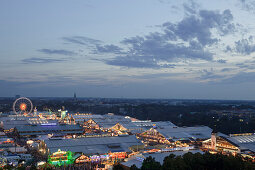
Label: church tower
xmin=211 ymin=129 xmax=217 ymax=150
xmin=73 ymin=92 xmax=77 ymax=101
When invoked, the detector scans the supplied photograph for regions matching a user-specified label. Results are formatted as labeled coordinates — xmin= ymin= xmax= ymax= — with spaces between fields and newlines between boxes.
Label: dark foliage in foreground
xmin=115 ymin=152 xmax=255 ymax=170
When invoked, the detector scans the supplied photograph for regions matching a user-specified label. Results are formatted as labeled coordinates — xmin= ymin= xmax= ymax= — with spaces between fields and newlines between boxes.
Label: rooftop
xmin=16 ymin=124 xmax=83 ymax=135
xmin=44 ymin=135 xmax=142 ymax=155
xmin=157 ymin=126 xmax=212 ymax=140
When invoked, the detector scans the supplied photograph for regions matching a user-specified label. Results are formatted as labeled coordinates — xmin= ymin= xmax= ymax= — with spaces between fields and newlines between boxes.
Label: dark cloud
xmin=105 ymin=42 xmax=213 ymax=68
xmin=201 ymin=10 xmax=235 ymax=35
xmin=216 ymin=59 xmax=227 ymax=63
xmin=221 ymin=68 xmax=233 ymax=72
xmin=236 ymin=63 xmax=246 ymax=68
xmin=226 ymin=36 xmax=255 ymax=55
xmin=54 ymin=7 xmax=235 ymax=69
xmin=131 ymin=72 xmax=180 ymax=79
xmin=105 ymin=55 xmax=176 ymax=68
xmin=38 ymin=49 xmax=76 ymax=56
xmin=62 ymin=36 xmax=102 ymax=46
xmin=121 ymin=34 xmax=213 ymax=60
xmin=234 ymin=36 xmax=255 ymax=55
xmin=163 ymin=9 xmax=235 ymax=46
xmin=100 ymin=9 xmax=235 ymax=68
xmin=236 ymin=59 xmax=255 ymax=69
xmin=95 ymin=44 xmax=124 ymax=54
xmin=225 ymin=45 xmax=232 ymax=52
xmin=22 ymin=57 xmax=67 ymax=64
xmin=199 ymin=69 xmax=224 ymax=80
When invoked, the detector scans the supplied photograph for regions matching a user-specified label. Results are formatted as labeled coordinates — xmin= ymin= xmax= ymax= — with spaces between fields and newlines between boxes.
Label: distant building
xmin=202 ymin=132 xmax=240 ymax=154
xmin=73 ymin=93 xmax=77 ymax=101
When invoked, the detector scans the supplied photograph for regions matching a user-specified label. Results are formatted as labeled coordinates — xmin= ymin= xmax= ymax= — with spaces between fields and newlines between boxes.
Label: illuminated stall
xmin=109 ymin=152 xmax=127 ymax=159
xmin=85 ymin=119 xmax=98 ymax=128
xmin=75 ymin=154 xmax=90 ymax=163
xmin=89 ymin=119 xmax=100 ymax=129
xmin=90 ymin=155 xmax=101 ymax=163
xmin=0 ymin=138 xmax=15 ymax=148
xmin=174 ymin=139 xmax=192 ymax=147
xmin=83 ymin=119 xmax=101 ymax=134
xmin=61 ymin=114 xmax=76 ymax=125
xmin=110 ymin=123 xmax=128 ymax=135
xmin=137 ymin=128 xmax=171 ymax=145
xmin=48 ymin=149 xmax=75 ymax=166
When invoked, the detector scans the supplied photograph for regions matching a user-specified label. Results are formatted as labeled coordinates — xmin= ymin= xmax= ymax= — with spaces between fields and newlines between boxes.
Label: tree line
xmin=114 ymin=152 xmax=255 ymax=170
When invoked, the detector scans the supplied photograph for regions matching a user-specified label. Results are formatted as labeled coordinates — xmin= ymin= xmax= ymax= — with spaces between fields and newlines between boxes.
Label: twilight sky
xmin=1 ymin=0 xmax=255 ymax=99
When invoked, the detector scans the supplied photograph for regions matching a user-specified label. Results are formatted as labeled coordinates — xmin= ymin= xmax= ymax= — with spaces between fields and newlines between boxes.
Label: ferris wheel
xmin=13 ymin=97 xmax=33 ymax=116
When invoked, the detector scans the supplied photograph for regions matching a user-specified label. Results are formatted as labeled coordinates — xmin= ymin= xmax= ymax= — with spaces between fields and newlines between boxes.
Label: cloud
xmin=94 ymin=44 xmax=124 ymax=54
xmin=226 ymin=36 xmax=255 ymax=55
xmin=220 ymin=71 xmax=255 ymax=84
xmin=183 ymin=0 xmax=199 ymax=15
xmin=234 ymin=36 xmax=255 ymax=55
xmin=236 ymin=59 xmax=255 ymax=69
xmin=221 ymin=68 xmax=233 ymax=72
xmin=104 ymin=55 xmax=176 ymax=68
xmin=131 ymin=72 xmax=179 ymax=79
xmin=225 ymin=45 xmax=232 ymax=52
xmin=38 ymin=49 xmax=76 ymax=56
xmin=199 ymin=69 xmax=224 ymax=80
xmin=163 ymin=9 xmax=235 ymax=46
xmin=216 ymin=59 xmax=227 ymax=63
xmin=239 ymin=0 xmax=255 ymax=12
xmin=62 ymin=36 xmax=101 ymax=46
xmin=40 ymin=6 xmax=236 ymax=69
xmin=101 ymin=8 xmax=235 ymax=68
xmin=105 ymin=41 xmax=213 ymax=68
xmin=22 ymin=57 xmax=67 ymax=64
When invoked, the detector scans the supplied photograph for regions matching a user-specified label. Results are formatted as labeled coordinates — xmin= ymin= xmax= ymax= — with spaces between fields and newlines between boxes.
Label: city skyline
xmin=1 ymin=0 xmax=255 ymax=99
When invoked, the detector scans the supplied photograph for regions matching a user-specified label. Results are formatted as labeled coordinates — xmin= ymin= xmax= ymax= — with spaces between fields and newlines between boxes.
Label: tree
xmin=130 ymin=164 xmax=139 ymax=170
xmin=141 ymin=156 xmax=161 ymax=170
xmin=113 ymin=163 xmax=124 ymax=170
xmin=161 ymin=152 xmax=255 ymax=170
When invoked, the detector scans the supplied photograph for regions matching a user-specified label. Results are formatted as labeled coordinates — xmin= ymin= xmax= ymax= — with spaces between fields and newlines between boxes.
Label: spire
xmin=73 ymin=92 xmax=77 ymax=101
